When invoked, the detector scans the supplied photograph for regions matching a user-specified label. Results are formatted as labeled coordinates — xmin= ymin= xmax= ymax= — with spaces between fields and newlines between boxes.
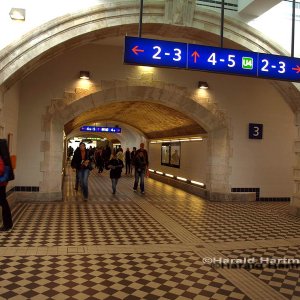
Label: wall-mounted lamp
xmin=79 ymin=71 xmax=90 ymax=80
xmin=198 ymin=81 xmax=209 ymax=89
xmin=9 ymin=8 xmax=26 ymax=21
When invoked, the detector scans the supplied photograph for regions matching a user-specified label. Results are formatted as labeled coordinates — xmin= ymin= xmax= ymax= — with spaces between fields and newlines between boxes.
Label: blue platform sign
xmin=258 ymin=53 xmax=300 ymax=82
xmin=80 ymin=126 xmax=121 ymax=133
xmin=124 ymin=36 xmax=300 ymax=82
xmin=124 ymin=36 xmax=187 ymax=68
xmin=188 ymin=44 xmax=258 ymax=77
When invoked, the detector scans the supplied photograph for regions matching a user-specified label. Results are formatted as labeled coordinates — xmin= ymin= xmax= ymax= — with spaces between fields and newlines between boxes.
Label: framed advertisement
xmin=161 ymin=142 xmax=180 ymax=168
xmin=161 ymin=144 xmax=170 ymax=164
xmin=170 ymin=143 xmax=180 ymax=167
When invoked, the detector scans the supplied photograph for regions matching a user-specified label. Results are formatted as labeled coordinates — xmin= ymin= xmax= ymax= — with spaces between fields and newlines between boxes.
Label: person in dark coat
xmin=133 ymin=150 xmax=147 ymax=194
xmin=0 ymin=139 xmax=14 ymax=232
xmin=107 ymin=151 xmax=124 ymax=194
xmin=103 ymin=144 xmax=112 ymax=170
xmin=71 ymin=142 xmax=91 ymax=200
xmin=125 ymin=148 xmax=131 ymax=175
xmin=130 ymin=147 xmax=137 ymax=174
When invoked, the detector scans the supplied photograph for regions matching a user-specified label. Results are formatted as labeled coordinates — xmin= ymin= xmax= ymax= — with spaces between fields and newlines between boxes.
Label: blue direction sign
xmin=124 ymin=36 xmax=187 ymax=68
xmin=80 ymin=126 xmax=121 ymax=133
xmin=258 ymin=53 xmax=300 ymax=82
xmin=188 ymin=44 xmax=258 ymax=77
xmin=124 ymin=36 xmax=300 ymax=83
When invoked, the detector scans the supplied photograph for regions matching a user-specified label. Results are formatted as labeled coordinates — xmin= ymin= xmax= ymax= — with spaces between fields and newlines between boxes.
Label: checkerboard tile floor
xmin=64 ymin=167 xmax=193 ymax=200
xmin=148 ymin=199 xmax=300 ymax=243
xmin=219 ymin=246 xmax=300 ymax=299
xmin=0 ymin=252 xmax=250 ymax=300
xmin=0 ymin=202 xmax=180 ymax=247
xmin=1 ymin=165 xmax=300 ymax=299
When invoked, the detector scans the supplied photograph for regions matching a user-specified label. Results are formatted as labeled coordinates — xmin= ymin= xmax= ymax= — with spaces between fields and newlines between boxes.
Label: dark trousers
xmin=75 ymin=170 xmax=79 ymax=190
xmin=125 ymin=161 xmax=131 ymax=174
xmin=111 ymin=178 xmax=119 ymax=193
xmin=78 ymin=168 xmax=90 ymax=198
xmin=0 ymin=185 xmax=13 ymax=228
xmin=133 ymin=170 xmax=145 ymax=192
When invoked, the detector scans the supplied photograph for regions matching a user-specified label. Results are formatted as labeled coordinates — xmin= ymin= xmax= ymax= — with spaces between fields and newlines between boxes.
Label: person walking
xmin=133 ymin=150 xmax=147 ymax=194
xmin=130 ymin=147 xmax=137 ymax=175
xmin=136 ymin=143 xmax=149 ymax=169
xmin=95 ymin=147 xmax=104 ymax=173
xmin=107 ymin=150 xmax=124 ymax=194
xmin=125 ymin=148 xmax=131 ymax=175
xmin=71 ymin=142 xmax=91 ymax=200
xmin=0 ymin=139 xmax=14 ymax=232
xmin=103 ymin=144 xmax=112 ymax=170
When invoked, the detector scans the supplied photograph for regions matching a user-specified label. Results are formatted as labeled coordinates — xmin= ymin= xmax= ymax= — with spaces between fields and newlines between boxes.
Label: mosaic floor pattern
xmin=1 ymin=166 xmax=300 ymax=299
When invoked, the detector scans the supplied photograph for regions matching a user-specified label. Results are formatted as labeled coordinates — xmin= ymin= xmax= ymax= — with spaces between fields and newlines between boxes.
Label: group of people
xmin=71 ymin=142 xmax=149 ymax=198
xmin=0 ymin=140 xmax=149 ymax=233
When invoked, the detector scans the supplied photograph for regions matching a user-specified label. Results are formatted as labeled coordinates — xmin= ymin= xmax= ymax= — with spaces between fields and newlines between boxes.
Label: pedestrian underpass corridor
xmin=1 ymin=166 xmax=300 ymax=300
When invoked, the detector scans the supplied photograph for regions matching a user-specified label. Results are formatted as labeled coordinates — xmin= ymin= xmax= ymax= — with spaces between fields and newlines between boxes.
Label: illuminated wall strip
xmin=150 ymin=137 xmax=204 ymax=144
xmin=165 ymin=173 xmax=174 ymax=178
xmin=191 ymin=180 xmax=205 ymax=187
xmin=149 ymin=169 xmax=206 ymax=188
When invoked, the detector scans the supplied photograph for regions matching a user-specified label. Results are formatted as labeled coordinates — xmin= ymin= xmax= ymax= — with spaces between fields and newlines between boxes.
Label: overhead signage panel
xmin=188 ymin=44 xmax=258 ymax=77
xmin=80 ymin=126 xmax=121 ymax=133
xmin=124 ymin=36 xmax=300 ymax=83
xmin=124 ymin=36 xmax=187 ymax=69
xmin=257 ymin=53 xmax=300 ymax=82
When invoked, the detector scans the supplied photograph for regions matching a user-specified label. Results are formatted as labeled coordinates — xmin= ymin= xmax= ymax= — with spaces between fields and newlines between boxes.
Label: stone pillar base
xmin=208 ymin=191 xmax=256 ymax=202
xmin=289 ymin=196 xmax=300 ymax=216
xmin=289 ymin=205 xmax=300 ymax=216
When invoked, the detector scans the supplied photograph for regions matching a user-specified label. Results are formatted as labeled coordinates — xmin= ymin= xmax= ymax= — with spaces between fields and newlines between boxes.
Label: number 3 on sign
xmin=249 ymin=123 xmax=263 ymax=139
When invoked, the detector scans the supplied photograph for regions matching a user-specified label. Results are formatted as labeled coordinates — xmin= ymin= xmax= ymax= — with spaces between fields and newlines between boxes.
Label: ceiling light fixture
xmin=9 ymin=8 xmax=25 ymax=21
xmin=198 ymin=81 xmax=209 ymax=89
xmin=79 ymin=71 xmax=90 ymax=80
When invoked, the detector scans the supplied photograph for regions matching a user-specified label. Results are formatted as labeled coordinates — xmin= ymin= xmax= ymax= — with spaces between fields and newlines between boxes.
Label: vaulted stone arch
xmin=0 ymin=0 xmax=299 ymax=110
xmin=41 ymin=80 xmax=230 ymax=200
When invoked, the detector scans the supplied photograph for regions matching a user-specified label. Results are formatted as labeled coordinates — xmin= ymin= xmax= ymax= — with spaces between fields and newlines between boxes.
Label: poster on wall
xmin=161 ymin=144 xmax=170 ymax=164
xmin=170 ymin=144 xmax=180 ymax=167
xmin=161 ymin=142 xmax=180 ymax=168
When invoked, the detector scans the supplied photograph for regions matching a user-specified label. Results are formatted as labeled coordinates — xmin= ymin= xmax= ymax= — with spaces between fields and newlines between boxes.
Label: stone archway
xmin=41 ymin=80 xmax=230 ymax=200
xmin=1 ymin=0 xmax=299 ymax=110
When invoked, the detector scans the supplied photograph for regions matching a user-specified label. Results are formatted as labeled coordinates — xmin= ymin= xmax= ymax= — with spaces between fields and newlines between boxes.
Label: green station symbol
xmin=242 ymin=57 xmax=253 ymax=70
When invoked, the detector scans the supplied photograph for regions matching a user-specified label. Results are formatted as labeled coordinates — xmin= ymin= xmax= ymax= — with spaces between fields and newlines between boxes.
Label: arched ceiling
xmin=64 ymin=101 xmax=206 ymax=139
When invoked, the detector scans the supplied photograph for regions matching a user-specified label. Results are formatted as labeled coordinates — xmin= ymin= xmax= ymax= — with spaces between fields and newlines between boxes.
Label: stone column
xmin=40 ymin=116 xmax=64 ymax=200
xmin=165 ymin=0 xmax=195 ymax=26
xmin=207 ymin=127 xmax=231 ymax=201
xmin=289 ymin=111 xmax=300 ymax=216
